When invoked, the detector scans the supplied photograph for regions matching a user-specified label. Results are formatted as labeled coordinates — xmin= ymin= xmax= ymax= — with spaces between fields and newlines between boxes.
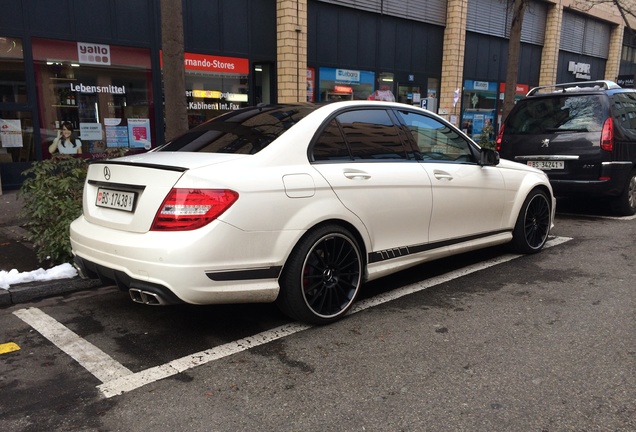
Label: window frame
xmin=309 ymin=106 xmax=419 ymax=163
xmin=393 ymin=108 xmax=479 ymax=164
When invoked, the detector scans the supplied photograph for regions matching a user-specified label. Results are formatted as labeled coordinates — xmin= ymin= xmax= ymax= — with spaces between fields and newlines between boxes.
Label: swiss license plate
xmin=96 ymin=188 xmax=136 ymax=212
xmin=527 ymin=160 xmax=564 ymax=170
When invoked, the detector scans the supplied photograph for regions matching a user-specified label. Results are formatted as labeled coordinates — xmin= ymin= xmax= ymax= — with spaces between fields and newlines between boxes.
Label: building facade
xmin=1 ymin=0 xmax=634 ymax=190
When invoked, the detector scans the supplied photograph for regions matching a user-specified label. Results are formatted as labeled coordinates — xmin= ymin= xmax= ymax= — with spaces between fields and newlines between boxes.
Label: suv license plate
xmin=527 ymin=160 xmax=564 ymax=170
xmin=96 ymin=188 xmax=136 ymax=212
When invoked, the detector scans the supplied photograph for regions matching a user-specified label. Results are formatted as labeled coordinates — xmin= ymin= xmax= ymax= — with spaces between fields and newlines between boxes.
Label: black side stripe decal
xmin=368 ymin=229 xmax=511 ymax=264
xmin=206 ymin=266 xmax=283 ymax=281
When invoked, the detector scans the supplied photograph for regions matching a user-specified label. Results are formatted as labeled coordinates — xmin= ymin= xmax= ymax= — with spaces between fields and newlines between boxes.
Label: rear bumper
xmin=69 ymin=216 xmax=294 ymax=305
xmin=550 ymin=161 xmax=633 ymax=198
xmin=73 ymin=254 xmax=185 ymax=305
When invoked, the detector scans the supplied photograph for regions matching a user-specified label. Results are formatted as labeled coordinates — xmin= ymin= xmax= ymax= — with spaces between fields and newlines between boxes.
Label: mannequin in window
xmin=368 ymin=84 xmax=395 ymax=102
xmin=49 ymin=121 xmax=82 ymax=154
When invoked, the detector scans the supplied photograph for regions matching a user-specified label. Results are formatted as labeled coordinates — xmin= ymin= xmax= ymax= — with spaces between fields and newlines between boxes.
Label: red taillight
xmin=601 ymin=117 xmax=613 ymax=152
xmin=495 ymin=124 xmax=504 ymax=151
xmin=151 ymin=188 xmax=239 ymax=231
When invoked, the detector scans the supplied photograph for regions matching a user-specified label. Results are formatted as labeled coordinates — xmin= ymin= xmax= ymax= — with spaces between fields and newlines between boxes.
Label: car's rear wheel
xmin=276 ymin=225 xmax=363 ymax=325
xmin=510 ymin=189 xmax=551 ymax=254
xmin=611 ymin=169 xmax=636 ymax=216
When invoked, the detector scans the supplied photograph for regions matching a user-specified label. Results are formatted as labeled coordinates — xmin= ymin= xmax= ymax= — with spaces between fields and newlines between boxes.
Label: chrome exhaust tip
xmin=73 ymin=262 xmax=89 ymax=279
xmin=129 ymin=288 xmax=166 ymax=306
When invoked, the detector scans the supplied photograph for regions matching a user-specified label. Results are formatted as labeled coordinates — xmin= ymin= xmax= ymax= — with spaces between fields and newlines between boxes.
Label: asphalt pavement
xmin=0 ymin=189 xmax=100 ymax=306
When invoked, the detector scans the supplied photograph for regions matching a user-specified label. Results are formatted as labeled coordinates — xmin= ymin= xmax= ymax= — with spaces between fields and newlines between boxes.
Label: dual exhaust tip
xmin=73 ymin=256 xmax=173 ymax=306
xmin=129 ymin=288 xmax=167 ymax=306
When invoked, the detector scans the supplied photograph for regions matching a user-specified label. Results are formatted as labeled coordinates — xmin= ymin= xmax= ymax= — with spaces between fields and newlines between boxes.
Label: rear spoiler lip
xmin=87 ymin=159 xmax=188 ymax=173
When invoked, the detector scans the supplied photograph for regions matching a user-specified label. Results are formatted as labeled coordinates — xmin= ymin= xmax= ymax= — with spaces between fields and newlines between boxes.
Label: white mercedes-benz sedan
xmin=70 ymin=101 xmax=555 ymax=324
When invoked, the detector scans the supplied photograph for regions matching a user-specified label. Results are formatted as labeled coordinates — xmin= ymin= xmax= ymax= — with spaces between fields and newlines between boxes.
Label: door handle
xmin=343 ymin=170 xmax=371 ymax=180
xmin=433 ymin=171 xmax=453 ymax=181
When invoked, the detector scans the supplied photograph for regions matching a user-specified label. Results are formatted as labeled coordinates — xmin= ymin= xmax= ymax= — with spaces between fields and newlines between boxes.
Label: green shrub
xmin=19 ymin=149 xmax=129 ymax=266
xmin=19 ymin=155 xmax=87 ymax=265
xmin=478 ymin=122 xmax=495 ymax=149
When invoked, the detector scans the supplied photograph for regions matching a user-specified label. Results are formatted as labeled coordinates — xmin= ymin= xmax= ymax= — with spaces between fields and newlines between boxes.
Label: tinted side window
xmin=611 ymin=92 xmax=636 ymax=130
xmin=506 ymin=95 xmax=605 ymax=134
xmin=312 ymin=119 xmax=351 ymax=161
xmin=337 ymin=109 xmax=408 ymax=160
xmin=397 ymin=110 xmax=473 ymax=161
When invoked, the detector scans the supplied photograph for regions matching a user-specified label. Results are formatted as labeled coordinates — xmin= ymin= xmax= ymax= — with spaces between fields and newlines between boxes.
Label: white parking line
xmin=98 ymin=322 xmax=312 ymax=398
xmin=558 ymin=212 xmax=636 ymax=221
xmin=14 ymin=236 xmax=572 ymax=398
xmin=602 ymin=214 xmax=636 ymax=221
xmin=13 ymin=307 xmax=133 ymax=383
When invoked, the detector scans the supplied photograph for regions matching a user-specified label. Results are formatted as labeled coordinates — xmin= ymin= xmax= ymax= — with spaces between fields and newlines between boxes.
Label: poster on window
xmin=127 ymin=119 xmax=152 ymax=149
xmin=0 ymin=119 xmax=23 ymax=148
xmin=104 ymin=118 xmax=129 ymax=148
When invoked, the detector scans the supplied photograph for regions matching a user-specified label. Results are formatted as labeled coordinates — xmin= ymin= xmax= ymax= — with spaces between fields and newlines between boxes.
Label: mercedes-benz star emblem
xmin=104 ymin=166 xmax=111 ymax=180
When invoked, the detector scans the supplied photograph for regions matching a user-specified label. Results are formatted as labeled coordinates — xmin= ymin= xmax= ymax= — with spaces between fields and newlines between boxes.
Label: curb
xmin=0 ymin=277 xmax=103 ymax=307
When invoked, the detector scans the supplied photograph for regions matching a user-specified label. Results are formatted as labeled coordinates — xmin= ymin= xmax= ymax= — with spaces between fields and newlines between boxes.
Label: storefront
xmin=461 ymin=80 xmax=498 ymax=142
xmin=180 ymin=52 xmax=250 ymax=128
xmin=317 ymin=67 xmax=375 ymax=101
xmin=461 ymin=79 xmax=528 ymax=143
xmin=32 ymin=38 xmax=154 ymax=159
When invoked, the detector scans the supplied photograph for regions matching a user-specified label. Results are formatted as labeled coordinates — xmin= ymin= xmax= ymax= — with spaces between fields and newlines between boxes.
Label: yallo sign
xmin=77 ymin=42 xmax=111 ymax=65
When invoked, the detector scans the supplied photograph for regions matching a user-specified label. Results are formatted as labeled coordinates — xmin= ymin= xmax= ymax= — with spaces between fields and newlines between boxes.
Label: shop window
xmin=462 ymin=80 xmax=498 ymax=142
xmin=318 ymin=67 xmax=375 ymax=101
xmin=0 ymin=112 xmax=35 ymax=163
xmin=369 ymin=72 xmax=396 ymax=102
xmin=33 ymin=38 xmax=153 ymax=159
xmin=0 ymin=38 xmax=34 ymax=163
xmin=179 ymin=53 xmax=250 ymax=129
xmin=0 ymin=37 xmax=27 ymax=104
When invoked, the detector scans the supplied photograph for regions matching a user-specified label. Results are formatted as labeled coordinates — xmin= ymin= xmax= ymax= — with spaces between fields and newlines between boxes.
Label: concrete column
xmin=277 ymin=0 xmax=307 ymax=103
xmin=439 ymin=0 xmax=468 ymax=125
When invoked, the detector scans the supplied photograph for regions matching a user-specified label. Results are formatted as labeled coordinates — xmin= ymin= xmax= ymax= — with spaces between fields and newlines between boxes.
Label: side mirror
xmin=480 ymin=148 xmax=500 ymax=166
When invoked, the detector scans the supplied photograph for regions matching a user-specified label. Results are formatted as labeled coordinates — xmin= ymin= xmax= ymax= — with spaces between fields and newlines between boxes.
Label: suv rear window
xmin=506 ymin=95 xmax=605 ymax=134
xmin=157 ymin=104 xmax=319 ymax=154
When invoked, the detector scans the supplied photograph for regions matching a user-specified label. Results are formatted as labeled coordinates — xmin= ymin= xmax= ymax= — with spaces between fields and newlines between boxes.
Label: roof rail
xmin=526 ymin=80 xmax=621 ymax=97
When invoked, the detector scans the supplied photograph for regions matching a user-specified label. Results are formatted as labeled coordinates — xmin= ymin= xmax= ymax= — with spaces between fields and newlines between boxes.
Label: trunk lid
xmin=82 ymin=153 xmax=244 ymax=233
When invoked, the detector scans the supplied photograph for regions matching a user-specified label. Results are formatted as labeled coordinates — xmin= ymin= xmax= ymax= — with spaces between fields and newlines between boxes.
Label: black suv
xmin=497 ymin=80 xmax=636 ymax=215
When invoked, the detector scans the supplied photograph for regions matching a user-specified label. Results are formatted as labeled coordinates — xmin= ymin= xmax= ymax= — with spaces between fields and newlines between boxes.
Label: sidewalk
xmin=0 ymin=189 xmax=101 ymax=306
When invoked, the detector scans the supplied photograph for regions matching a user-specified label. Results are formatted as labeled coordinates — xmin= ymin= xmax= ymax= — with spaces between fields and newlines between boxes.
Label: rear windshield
xmin=505 ymin=95 xmax=606 ymax=134
xmin=157 ymin=104 xmax=319 ymax=154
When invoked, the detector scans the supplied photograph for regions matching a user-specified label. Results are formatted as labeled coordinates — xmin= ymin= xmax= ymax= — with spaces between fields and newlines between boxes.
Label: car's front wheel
xmin=510 ymin=189 xmax=551 ymax=254
xmin=276 ymin=225 xmax=363 ymax=325
xmin=612 ymin=169 xmax=636 ymax=216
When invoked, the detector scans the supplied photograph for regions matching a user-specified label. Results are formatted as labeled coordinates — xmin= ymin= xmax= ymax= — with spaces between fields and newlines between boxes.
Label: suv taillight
xmin=495 ymin=125 xmax=504 ymax=151
xmin=151 ymin=188 xmax=239 ymax=231
xmin=601 ymin=118 xmax=613 ymax=152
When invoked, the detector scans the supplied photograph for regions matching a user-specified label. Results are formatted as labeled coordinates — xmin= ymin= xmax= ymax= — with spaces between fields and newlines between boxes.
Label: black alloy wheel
xmin=511 ymin=189 xmax=551 ymax=254
xmin=276 ymin=225 xmax=363 ymax=325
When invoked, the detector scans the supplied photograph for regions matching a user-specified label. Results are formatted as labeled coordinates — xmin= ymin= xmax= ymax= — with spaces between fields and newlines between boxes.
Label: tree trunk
xmin=160 ymin=0 xmax=188 ymax=142
xmin=502 ymin=0 xmax=527 ymax=124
